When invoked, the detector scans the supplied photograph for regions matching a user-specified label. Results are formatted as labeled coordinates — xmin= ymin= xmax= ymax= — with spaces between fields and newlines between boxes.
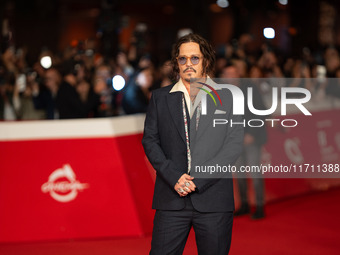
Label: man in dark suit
xmin=221 ymin=65 xmax=267 ymax=219
xmin=142 ymin=33 xmax=243 ymax=254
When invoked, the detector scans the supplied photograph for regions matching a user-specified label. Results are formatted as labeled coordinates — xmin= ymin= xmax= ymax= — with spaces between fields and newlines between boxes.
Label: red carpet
xmin=1 ymin=188 xmax=339 ymax=255
xmin=229 ymin=188 xmax=340 ymax=255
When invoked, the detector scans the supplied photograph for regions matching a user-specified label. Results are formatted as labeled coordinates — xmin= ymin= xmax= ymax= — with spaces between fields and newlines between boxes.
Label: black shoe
xmin=251 ymin=206 xmax=265 ymax=220
xmin=234 ymin=204 xmax=250 ymax=216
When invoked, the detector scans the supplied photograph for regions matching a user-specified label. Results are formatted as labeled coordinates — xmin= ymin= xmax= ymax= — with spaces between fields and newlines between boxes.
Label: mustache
xmin=184 ymin=67 xmax=196 ymax=73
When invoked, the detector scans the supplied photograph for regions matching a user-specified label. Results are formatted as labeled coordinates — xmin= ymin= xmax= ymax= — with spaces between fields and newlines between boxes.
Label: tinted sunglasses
xmin=177 ymin=55 xmax=201 ymax=65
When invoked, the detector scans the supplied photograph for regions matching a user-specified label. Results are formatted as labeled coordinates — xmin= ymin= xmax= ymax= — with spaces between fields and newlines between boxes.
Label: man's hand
xmin=174 ymin=174 xmax=196 ymax=197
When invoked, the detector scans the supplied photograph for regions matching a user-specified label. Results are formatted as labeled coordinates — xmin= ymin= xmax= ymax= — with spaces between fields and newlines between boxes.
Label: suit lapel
xmin=167 ymin=92 xmax=186 ymax=144
xmin=196 ymin=95 xmax=216 ymax=138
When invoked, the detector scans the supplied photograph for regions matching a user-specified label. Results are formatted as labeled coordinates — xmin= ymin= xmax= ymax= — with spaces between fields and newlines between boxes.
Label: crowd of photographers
xmin=1 ymin=31 xmax=340 ymax=121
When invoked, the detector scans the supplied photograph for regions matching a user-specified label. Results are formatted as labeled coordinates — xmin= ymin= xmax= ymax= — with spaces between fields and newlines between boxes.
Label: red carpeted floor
xmin=1 ymin=188 xmax=339 ymax=255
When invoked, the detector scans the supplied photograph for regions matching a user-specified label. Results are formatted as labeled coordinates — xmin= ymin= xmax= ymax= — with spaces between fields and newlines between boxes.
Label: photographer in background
xmin=15 ymin=69 xmax=46 ymax=120
xmin=93 ymin=64 xmax=115 ymax=117
xmin=32 ymin=67 xmax=60 ymax=119
xmin=56 ymin=60 xmax=99 ymax=119
xmin=121 ymin=67 xmax=154 ymax=114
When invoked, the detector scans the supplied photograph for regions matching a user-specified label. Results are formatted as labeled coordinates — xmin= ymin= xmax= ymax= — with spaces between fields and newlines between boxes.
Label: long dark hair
xmin=171 ymin=33 xmax=216 ymax=79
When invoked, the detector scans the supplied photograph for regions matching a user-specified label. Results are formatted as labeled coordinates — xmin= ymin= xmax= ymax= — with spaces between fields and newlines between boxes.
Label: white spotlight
xmin=279 ymin=0 xmax=288 ymax=5
xmin=112 ymin=75 xmax=125 ymax=91
xmin=217 ymin=0 xmax=229 ymax=8
xmin=263 ymin=28 xmax=275 ymax=39
xmin=40 ymin=56 xmax=52 ymax=69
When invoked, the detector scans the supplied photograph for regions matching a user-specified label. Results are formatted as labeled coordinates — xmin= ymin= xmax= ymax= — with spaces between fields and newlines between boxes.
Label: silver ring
xmin=185 ymin=187 xmax=190 ymax=191
xmin=185 ymin=182 xmax=190 ymax=187
xmin=178 ymin=188 xmax=184 ymax=193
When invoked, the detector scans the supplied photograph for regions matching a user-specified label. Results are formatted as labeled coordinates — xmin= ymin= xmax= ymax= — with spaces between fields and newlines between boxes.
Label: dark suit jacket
xmin=241 ymin=81 xmax=268 ymax=146
xmin=142 ymin=83 xmax=244 ymax=212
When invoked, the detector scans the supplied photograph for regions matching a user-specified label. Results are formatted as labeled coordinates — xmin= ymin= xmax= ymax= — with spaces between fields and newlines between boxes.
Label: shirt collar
xmin=169 ymin=78 xmax=191 ymax=115
xmin=169 ymin=78 xmax=188 ymax=95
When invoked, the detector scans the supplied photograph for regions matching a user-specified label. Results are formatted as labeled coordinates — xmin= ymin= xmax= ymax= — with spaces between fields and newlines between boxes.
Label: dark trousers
xmin=150 ymin=196 xmax=233 ymax=255
xmin=235 ymin=143 xmax=265 ymax=207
